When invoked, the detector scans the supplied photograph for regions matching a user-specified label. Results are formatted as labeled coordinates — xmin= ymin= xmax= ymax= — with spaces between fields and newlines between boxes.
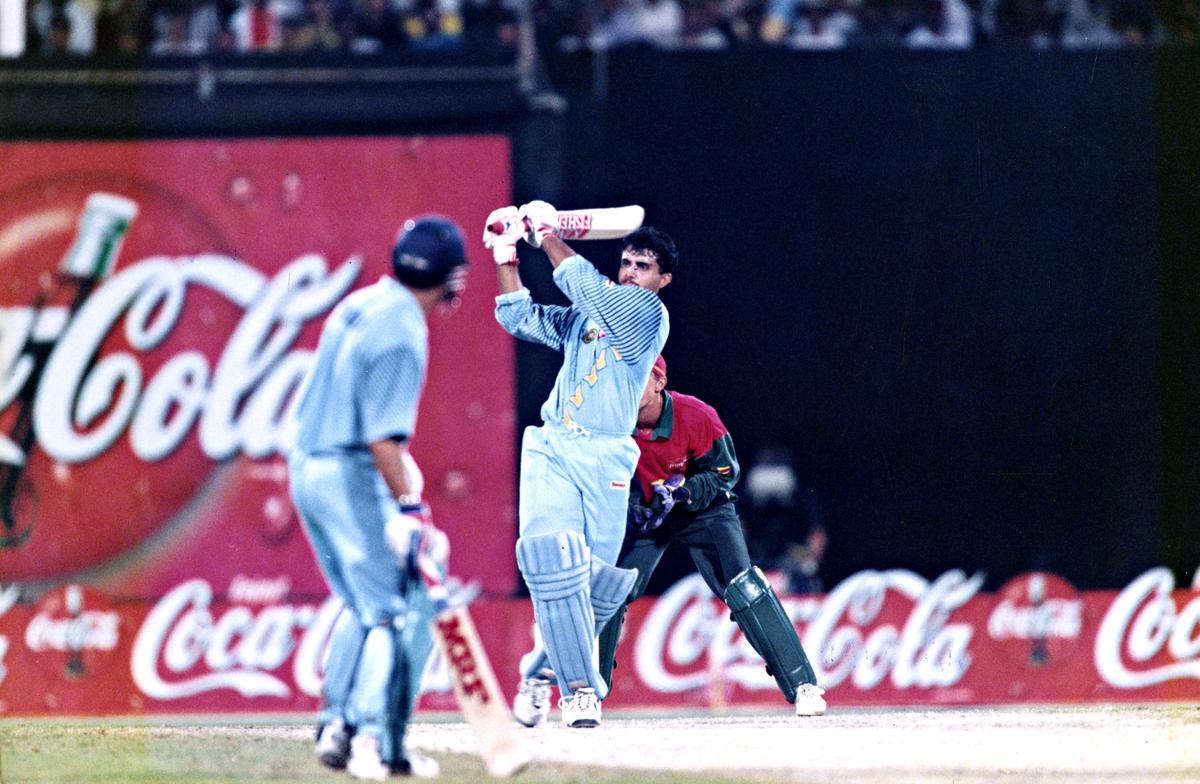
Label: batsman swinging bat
xmin=417 ymin=554 xmax=531 ymax=778
xmin=489 ymin=205 xmax=645 ymax=241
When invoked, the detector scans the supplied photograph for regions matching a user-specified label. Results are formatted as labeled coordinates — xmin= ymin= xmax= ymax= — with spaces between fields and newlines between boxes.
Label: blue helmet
xmin=391 ymin=215 xmax=468 ymax=300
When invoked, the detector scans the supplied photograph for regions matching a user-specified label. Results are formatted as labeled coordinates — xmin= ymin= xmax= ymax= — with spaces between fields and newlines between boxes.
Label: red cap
xmin=652 ymin=355 xmax=667 ymax=379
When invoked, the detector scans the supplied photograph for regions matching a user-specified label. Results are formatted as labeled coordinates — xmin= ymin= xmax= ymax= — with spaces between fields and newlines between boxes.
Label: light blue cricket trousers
xmin=517 ymin=424 xmax=641 ymax=569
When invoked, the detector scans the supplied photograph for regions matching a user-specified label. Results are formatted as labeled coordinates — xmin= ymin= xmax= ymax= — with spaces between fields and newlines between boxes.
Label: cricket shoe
xmin=513 ymin=675 xmax=554 ymax=728
xmin=314 ymin=718 xmax=351 ymax=770
xmin=794 ymin=683 xmax=827 ymax=717
xmin=559 ymin=687 xmax=601 ymax=728
xmin=346 ymin=734 xmax=390 ymax=781
xmin=391 ymin=751 xmax=440 ymax=778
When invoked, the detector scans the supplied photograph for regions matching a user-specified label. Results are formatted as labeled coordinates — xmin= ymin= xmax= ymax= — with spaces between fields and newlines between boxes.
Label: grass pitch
xmin=2 ymin=705 xmax=1197 ymax=784
xmin=0 ymin=715 xmax=766 ymax=784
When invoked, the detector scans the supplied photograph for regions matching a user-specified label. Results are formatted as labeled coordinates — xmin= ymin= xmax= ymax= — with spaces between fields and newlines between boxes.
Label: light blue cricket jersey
xmin=294 ymin=275 xmax=427 ymax=453
xmin=495 ymin=255 xmax=669 ymax=435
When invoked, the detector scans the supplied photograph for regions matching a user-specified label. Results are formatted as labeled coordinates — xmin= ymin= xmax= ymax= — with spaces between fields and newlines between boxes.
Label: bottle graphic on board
xmin=64 ymin=584 xmax=86 ymax=677
xmin=1027 ymin=573 xmax=1049 ymax=666
xmin=0 ymin=193 xmax=138 ymax=548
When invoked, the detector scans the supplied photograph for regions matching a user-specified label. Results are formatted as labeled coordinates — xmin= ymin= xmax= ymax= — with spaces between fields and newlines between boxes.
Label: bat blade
xmin=557 ymin=205 xmax=644 ymax=240
xmin=431 ymin=604 xmax=531 ymax=778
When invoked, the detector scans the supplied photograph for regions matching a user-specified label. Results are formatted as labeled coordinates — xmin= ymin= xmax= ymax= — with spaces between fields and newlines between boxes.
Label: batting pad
xmin=590 ymin=558 xmax=638 ymax=631
xmin=319 ymin=608 xmax=369 ymax=727
xmin=516 ymin=531 xmax=600 ymax=696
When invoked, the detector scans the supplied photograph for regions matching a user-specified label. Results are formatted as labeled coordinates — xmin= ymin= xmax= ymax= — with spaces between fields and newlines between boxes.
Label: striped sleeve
xmin=358 ymin=342 xmax=424 ymax=443
xmin=494 ymin=288 xmax=572 ymax=351
xmin=553 ymin=256 xmax=666 ymax=360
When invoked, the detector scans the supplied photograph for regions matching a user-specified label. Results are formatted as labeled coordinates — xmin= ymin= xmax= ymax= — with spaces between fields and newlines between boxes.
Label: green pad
xmin=725 ymin=566 xmax=817 ymax=703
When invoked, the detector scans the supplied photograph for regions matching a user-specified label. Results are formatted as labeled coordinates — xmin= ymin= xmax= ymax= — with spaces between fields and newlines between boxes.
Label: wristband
xmin=397 ymin=493 xmax=423 ymax=512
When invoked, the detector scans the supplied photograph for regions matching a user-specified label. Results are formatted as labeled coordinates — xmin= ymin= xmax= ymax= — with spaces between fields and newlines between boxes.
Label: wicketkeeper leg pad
xmin=725 ymin=566 xmax=818 ymax=703
xmin=597 ymin=605 xmax=626 ymax=689
xmin=516 ymin=531 xmax=603 ymax=697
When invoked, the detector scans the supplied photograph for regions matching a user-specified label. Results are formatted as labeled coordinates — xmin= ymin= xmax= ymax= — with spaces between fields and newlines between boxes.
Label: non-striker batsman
xmin=288 ymin=215 xmax=468 ymax=779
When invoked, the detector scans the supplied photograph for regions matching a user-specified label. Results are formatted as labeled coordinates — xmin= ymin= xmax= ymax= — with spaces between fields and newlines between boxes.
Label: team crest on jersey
xmin=582 ymin=326 xmax=606 ymax=343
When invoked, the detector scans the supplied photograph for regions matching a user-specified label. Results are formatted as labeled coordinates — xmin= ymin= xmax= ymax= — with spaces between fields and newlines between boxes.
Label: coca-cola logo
xmin=24 ymin=583 xmax=121 ymax=680
xmin=130 ymin=577 xmax=341 ymax=701
xmin=987 ymin=572 xmax=1084 ymax=669
xmin=1095 ymin=567 xmax=1200 ymax=689
xmin=0 ymin=180 xmax=359 ymax=582
xmin=635 ymin=569 xmax=983 ymax=695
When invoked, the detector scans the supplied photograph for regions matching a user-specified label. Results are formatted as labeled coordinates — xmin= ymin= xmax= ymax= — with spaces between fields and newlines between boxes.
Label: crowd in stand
xmin=22 ymin=0 xmax=1199 ymax=58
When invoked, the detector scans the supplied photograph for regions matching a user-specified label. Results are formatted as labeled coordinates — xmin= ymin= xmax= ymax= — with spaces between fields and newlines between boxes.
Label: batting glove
xmin=518 ymin=200 xmax=558 ymax=247
xmin=385 ymin=501 xmax=436 ymax=572
xmin=483 ymin=205 xmax=523 ymax=265
xmin=416 ymin=522 xmax=450 ymax=581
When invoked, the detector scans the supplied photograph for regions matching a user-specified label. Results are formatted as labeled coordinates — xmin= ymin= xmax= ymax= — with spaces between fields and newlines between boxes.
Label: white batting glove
xmin=385 ymin=507 xmax=426 ymax=568
xmin=483 ymin=205 xmax=522 ymax=265
xmin=518 ymin=200 xmax=558 ymax=248
xmin=419 ymin=524 xmax=451 ymax=579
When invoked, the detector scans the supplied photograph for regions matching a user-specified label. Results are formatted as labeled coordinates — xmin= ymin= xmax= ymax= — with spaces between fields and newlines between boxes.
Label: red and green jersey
xmin=632 ymin=390 xmax=740 ymax=511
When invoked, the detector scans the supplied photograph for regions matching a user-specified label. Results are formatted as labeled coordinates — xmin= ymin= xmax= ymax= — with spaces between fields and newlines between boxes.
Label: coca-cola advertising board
xmin=1 ymin=567 xmax=1198 ymax=714
xmin=0 ymin=137 xmax=517 ymax=713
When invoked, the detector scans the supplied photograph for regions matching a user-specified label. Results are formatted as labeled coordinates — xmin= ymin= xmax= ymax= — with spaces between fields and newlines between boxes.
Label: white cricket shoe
xmin=346 ymin=734 xmax=390 ymax=781
xmin=392 ymin=751 xmax=440 ymax=778
xmin=513 ymin=676 xmax=553 ymax=728
xmin=560 ymin=687 xmax=601 ymax=728
xmin=314 ymin=718 xmax=351 ymax=769
xmin=794 ymin=683 xmax=827 ymax=717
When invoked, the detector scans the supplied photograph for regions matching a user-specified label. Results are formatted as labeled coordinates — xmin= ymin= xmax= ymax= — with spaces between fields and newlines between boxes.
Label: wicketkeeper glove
xmin=628 ymin=502 xmax=661 ymax=532
xmin=653 ymin=474 xmax=691 ymax=509
xmin=518 ymin=200 xmax=558 ymax=247
xmin=629 ymin=474 xmax=691 ymax=532
xmin=483 ymin=205 xmax=523 ymax=265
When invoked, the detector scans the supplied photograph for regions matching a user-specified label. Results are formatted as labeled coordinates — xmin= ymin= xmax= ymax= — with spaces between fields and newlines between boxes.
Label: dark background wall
xmin=3 ymin=49 xmax=1197 ymax=592
xmin=515 ymin=49 xmax=1199 ymax=592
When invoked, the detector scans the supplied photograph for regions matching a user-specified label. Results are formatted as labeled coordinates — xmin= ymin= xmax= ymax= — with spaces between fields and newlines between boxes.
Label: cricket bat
xmin=489 ymin=205 xmax=644 ymax=241
xmin=418 ymin=555 xmax=531 ymax=778
xmin=555 ymin=205 xmax=644 ymax=240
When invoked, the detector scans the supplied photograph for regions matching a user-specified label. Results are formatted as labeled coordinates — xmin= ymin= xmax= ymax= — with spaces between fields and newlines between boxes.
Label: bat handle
xmin=415 ymin=549 xmax=453 ymax=613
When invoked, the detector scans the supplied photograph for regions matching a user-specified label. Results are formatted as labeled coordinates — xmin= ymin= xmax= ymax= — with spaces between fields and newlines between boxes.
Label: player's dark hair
xmin=624 ymin=226 xmax=679 ymax=276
